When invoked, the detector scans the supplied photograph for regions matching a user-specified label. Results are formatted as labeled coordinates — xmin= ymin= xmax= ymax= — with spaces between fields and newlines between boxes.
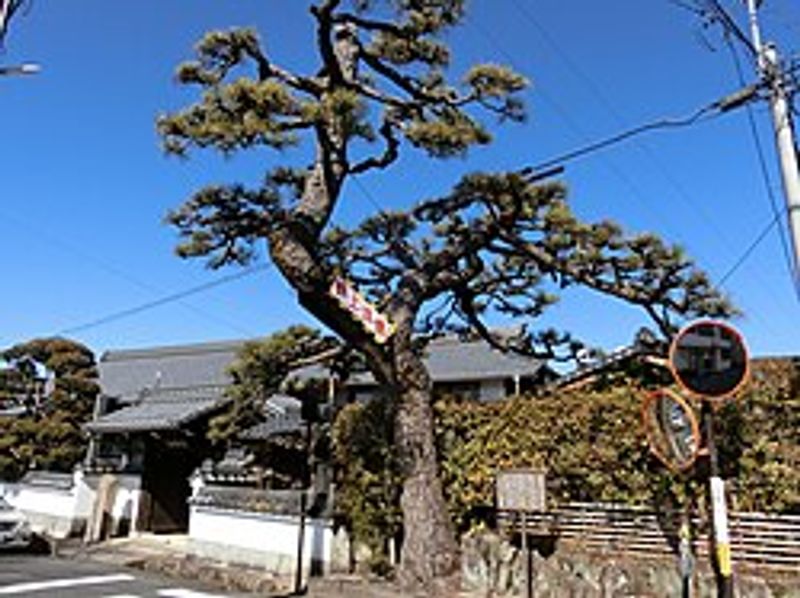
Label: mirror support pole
xmin=702 ymin=402 xmax=734 ymax=598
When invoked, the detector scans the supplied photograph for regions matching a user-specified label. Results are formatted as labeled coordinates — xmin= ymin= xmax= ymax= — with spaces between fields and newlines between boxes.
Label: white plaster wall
xmin=189 ymin=506 xmax=336 ymax=574
xmin=108 ymin=476 xmax=141 ymax=521
xmin=109 ymin=485 xmax=139 ymax=534
xmin=5 ymin=471 xmax=92 ymax=538
xmin=2 ymin=471 xmax=143 ymax=539
xmin=8 ymin=486 xmax=75 ymax=519
xmin=73 ymin=471 xmax=96 ymax=520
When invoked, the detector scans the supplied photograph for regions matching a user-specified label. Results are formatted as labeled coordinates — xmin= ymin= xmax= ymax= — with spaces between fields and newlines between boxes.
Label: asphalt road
xmin=0 ymin=553 xmax=252 ymax=598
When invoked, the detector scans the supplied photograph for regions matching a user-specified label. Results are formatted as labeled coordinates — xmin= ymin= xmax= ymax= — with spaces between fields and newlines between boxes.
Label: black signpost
xmin=668 ymin=320 xmax=750 ymax=598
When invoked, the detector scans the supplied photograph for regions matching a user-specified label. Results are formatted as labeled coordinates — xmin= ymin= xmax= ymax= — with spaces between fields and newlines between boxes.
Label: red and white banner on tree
xmin=329 ymin=277 xmax=395 ymax=344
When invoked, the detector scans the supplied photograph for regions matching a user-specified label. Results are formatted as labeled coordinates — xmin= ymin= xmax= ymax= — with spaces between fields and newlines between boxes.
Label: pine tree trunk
xmin=393 ymin=352 xmax=460 ymax=594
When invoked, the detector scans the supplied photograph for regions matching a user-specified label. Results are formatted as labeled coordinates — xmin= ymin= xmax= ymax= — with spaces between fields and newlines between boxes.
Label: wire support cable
xmin=716 ymin=213 xmax=781 ymax=287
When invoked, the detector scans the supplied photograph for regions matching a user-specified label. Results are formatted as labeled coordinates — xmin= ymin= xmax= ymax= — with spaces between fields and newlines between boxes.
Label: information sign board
xmin=496 ymin=469 xmax=547 ymax=512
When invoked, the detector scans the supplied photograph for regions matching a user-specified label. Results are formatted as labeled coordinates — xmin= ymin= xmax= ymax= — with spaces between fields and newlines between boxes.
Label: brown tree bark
xmin=389 ymin=321 xmax=460 ymax=594
xmin=394 ymin=381 xmax=461 ymax=593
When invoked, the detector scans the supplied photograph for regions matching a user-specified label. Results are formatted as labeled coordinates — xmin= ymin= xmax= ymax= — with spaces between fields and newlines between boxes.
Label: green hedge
xmin=331 ymin=359 xmax=800 ymax=561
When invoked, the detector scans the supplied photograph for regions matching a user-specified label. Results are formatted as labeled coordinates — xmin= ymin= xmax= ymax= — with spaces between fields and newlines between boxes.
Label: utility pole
xmin=744 ymin=0 xmax=800 ymax=284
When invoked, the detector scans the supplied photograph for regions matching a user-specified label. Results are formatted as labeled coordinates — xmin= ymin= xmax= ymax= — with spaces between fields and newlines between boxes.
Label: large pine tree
xmin=158 ymin=1 xmax=732 ymax=590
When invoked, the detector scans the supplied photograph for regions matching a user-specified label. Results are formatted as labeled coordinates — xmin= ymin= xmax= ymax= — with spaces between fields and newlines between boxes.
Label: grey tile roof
xmin=99 ymin=339 xmax=247 ymax=401
xmin=424 ymin=338 xmax=547 ymax=382
xmin=86 ymin=385 xmax=227 ymax=434
xmin=100 ymin=336 xmax=545 ymax=396
xmin=90 ymin=335 xmax=548 ymax=434
xmin=340 ymin=338 xmax=548 ymax=386
xmin=263 ymin=393 xmax=302 ymax=416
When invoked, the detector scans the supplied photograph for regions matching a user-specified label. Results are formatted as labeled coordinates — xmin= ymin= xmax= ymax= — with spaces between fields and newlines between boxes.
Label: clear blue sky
xmin=1 ymin=1 xmax=798 ymax=358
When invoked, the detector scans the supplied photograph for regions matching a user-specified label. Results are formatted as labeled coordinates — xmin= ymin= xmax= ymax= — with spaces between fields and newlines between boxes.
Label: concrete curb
xmin=60 ymin=540 xmax=290 ymax=596
xmin=129 ymin=553 xmax=286 ymax=595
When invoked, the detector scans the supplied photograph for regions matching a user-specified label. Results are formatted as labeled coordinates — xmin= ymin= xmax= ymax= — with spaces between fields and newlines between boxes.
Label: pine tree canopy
xmin=159 ymin=0 xmax=732 ymax=360
xmin=0 ymin=337 xmax=98 ymax=479
xmin=207 ymin=325 xmax=338 ymax=444
xmin=160 ymin=2 xmax=735 ymax=588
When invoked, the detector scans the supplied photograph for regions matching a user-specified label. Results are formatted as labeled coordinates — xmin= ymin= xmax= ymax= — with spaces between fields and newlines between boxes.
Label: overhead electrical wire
xmin=480 ymin=1 xmax=793 ymax=333
xmin=519 ymin=102 xmax=722 ymax=175
xmin=49 ymin=180 xmax=385 ymax=339
xmin=502 ymin=1 xmax=758 ymax=175
xmin=702 ymin=0 xmax=759 ymax=59
xmin=702 ymin=0 xmax=800 ymax=304
xmin=49 ymin=3 xmax=796 ymax=337
xmin=510 ymin=0 xmax=733 ymax=242
xmin=465 ymin=11 xmax=717 ymax=243
xmin=505 ymin=0 xmax=800 ymax=337
xmin=0 ymin=208 xmax=260 ymax=337
xmin=57 ymin=263 xmax=270 ymax=336
xmin=352 ymin=176 xmax=385 ymax=214
xmin=717 ymin=214 xmax=781 ymax=286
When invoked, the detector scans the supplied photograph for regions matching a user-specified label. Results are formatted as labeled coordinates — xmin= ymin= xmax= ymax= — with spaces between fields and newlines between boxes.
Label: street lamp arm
xmin=0 ymin=62 xmax=40 ymax=77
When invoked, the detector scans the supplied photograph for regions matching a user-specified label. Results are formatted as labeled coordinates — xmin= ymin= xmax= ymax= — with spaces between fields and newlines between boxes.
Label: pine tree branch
xmin=349 ymin=117 xmax=401 ymax=174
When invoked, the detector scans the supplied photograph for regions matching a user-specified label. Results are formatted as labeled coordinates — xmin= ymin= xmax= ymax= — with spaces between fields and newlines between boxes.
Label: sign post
xmin=669 ymin=320 xmax=749 ymax=598
xmin=497 ymin=469 xmax=546 ymax=598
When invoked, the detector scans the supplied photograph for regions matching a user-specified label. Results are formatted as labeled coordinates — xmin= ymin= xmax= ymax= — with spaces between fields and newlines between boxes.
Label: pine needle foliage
xmin=0 ymin=338 xmax=98 ymax=480
xmin=207 ymin=325 xmax=335 ymax=445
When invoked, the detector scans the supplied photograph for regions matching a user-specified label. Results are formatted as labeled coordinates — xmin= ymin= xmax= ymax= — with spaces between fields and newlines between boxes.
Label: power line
xmin=509 ymin=0 xmax=748 ymax=256
xmin=520 ymin=101 xmax=722 ymax=174
xmin=469 ymin=2 xmax=791 ymax=337
xmin=705 ymin=0 xmax=759 ymax=58
xmin=0 ymin=208 xmax=259 ymax=337
xmin=714 ymin=0 xmax=800 ymax=302
xmin=466 ymin=6 xmax=762 ymax=220
xmin=464 ymin=15 xmax=665 ymax=222
xmin=673 ymin=0 xmax=759 ymax=59
xmin=352 ymin=176 xmax=385 ymax=214
xmin=57 ymin=263 xmax=270 ymax=336
xmin=508 ymin=1 xmax=797 ymax=311
xmin=0 ymin=0 xmax=28 ymax=46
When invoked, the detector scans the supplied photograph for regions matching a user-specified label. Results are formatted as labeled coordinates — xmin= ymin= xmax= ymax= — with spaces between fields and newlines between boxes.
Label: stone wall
xmin=460 ymin=528 xmax=800 ymax=597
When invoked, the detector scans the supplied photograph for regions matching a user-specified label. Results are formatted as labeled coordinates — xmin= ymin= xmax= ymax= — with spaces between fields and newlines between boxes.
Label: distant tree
xmin=159 ymin=1 xmax=733 ymax=589
xmin=0 ymin=337 xmax=98 ymax=479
